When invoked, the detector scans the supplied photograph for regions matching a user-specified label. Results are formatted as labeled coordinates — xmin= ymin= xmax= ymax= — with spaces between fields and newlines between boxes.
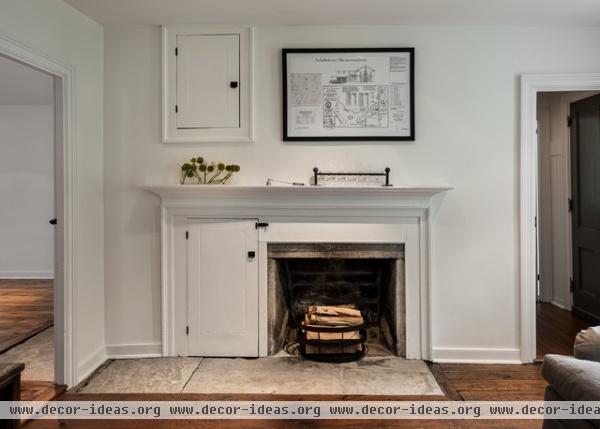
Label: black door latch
xmin=49 ymin=218 xmax=57 ymax=225
xmin=247 ymin=251 xmax=256 ymax=259
xmin=230 ymin=81 xmax=239 ymax=88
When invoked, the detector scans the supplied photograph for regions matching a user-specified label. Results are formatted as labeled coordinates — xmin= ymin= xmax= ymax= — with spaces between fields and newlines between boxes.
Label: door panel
xmin=187 ymin=219 xmax=258 ymax=356
xmin=571 ymin=94 xmax=600 ymax=322
xmin=176 ymin=34 xmax=240 ymax=129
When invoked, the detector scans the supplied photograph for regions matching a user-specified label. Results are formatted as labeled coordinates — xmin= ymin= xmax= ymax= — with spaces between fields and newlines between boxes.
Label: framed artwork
xmin=282 ymin=48 xmax=414 ymax=141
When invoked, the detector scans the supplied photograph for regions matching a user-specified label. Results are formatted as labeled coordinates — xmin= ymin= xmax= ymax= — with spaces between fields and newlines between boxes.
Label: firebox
xmin=267 ymin=243 xmax=405 ymax=357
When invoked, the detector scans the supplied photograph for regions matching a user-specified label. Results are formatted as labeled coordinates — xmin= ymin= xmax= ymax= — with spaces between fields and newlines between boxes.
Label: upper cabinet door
xmin=176 ymin=34 xmax=240 ymax=129
xmin=162 ymin=25 xmax=253 ymax=143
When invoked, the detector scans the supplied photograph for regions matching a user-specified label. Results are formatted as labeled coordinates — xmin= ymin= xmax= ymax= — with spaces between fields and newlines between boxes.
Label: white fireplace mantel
xmin=146 ymin=185 xmax=451 ymax=210
xmin=146 ymin=184 xmax=451 ymax=361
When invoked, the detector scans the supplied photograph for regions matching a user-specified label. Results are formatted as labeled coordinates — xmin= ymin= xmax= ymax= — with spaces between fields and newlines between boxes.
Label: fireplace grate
xmin=298 ymin=322 xmax=367 ymax=363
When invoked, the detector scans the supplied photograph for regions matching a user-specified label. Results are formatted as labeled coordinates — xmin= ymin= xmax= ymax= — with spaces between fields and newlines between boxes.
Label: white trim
xmin=148 ymin=185 xmax=450 ymax=360
xmin=550 ymin=300 xmax=569 ymax=311
xmin=162 ymin=25 xmax=254 ymax=143
xmin=106 ymin=343 xmax=163 ymax=359
xmin=145 ymin=185 xmax=452 ymax=208
xmin=432 ymin=347 xmax=521 ymax=364
xmin=77 ymin=346 xmax=107 ymax=382
xmin=0 ymin=31 xmax=77 ymax=387
xmin=0 ymin=271 xmax=54 ymax=279
xmin=520 ymin=73 xmax=600 ymax=363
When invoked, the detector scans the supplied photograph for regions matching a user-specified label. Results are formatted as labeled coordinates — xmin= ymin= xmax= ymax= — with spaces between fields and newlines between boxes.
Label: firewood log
xmin=306 ymin=305 xmax=361 ymax=318
xmin=308 ymin=314 xmax=363 ymax=326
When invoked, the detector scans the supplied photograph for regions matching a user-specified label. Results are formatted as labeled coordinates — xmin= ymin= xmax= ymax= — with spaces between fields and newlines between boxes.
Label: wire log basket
xmin=298 ymin=322 xmax=367 ymax=363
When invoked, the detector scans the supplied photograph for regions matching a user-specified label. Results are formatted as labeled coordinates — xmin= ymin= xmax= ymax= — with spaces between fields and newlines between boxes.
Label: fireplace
xmin=151 ymin=185 xmax=446 ymax=359
xmin=267 ymin=243 xmax=405 ymax=358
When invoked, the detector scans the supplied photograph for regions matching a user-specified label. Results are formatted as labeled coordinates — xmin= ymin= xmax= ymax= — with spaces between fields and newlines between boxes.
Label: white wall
xmin=0 ymin=105 xmax=54 ymax=278
xmin=0 ymin=0 xmax=105 ymax=382
xmin=103 ymin=24 xmax=600 ymax=361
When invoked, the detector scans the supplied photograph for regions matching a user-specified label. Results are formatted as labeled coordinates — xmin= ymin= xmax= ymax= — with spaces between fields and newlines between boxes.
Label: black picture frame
xmin=282 ymin=48 xmax=415 ymax=142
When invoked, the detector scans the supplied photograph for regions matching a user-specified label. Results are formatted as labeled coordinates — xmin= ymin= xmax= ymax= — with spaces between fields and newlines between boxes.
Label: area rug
xmin=0 ymin=326 xmax=54 ymax=381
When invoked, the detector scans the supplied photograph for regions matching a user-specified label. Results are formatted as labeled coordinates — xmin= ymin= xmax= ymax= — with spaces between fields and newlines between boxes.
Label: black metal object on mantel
xmin=312 ymin=167 xmax=392 ymax=187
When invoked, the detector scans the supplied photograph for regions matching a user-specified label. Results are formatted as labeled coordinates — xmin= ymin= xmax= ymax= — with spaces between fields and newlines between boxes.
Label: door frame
xmin=520 ymin=73 xmax=600 ymax=363
xmin=0 ymin=31 xmax=76 ymax=386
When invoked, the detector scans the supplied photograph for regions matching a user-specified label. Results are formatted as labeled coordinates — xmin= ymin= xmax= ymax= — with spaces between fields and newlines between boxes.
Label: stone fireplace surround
xmin=147 ymin=185 xmax=450 ymax=361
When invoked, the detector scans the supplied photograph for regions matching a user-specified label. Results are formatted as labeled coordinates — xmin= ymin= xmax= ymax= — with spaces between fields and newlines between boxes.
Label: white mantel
xmin=146 ymin=185 xmax=451 ymax=209
xmin=146 ymin=184 xmax=451 ymax=361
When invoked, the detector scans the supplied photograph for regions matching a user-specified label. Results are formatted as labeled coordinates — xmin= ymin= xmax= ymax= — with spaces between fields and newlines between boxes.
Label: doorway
xmin=0 ymin=30 xmax=76 ymax=388
xmin=535 ymin=90 xmax=600 ymax=359
xmin=520 ymin=74 xmax=600 ymax=363
xmin=0 ymin=53 xmax=59 ymax=395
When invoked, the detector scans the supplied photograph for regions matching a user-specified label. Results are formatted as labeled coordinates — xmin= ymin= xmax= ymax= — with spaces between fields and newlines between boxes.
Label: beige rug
xmin=79 ymin=356 xmax=442 ymax=395
xmin=0 ymin=327 xmax=54 ymax=381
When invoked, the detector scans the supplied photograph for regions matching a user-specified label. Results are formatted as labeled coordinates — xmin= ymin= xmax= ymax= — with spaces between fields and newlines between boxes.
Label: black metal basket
xmin=298 ymin=323 xmax=367 ymax=363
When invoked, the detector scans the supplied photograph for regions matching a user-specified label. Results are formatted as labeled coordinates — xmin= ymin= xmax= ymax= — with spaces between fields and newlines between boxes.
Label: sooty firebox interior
xmin=267 ymin=243 xmax=405 ymax=358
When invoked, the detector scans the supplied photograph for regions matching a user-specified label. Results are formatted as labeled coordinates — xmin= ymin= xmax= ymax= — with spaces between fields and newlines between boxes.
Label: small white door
xmin=176 ymin=34 xmax=240 ymax=129
xmin=187 ymin=219 xmax=258 ymax=356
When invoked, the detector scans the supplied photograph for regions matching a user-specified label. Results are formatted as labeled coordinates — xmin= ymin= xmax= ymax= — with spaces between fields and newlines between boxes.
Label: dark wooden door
xmin=571 ymin=94 xmax=600 ymax=322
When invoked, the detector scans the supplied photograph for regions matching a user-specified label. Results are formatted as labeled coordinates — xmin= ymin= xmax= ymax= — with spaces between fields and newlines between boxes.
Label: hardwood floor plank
xmin=21 ymin=381 xmax=66 ymax=402
xmin=0 ymin=280 xmax=53 ymax=354
xmin=536 ymin=302 xmax=591 ymax=359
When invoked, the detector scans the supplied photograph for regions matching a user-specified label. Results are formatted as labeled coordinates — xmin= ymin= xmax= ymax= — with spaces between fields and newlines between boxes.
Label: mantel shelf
xmin=145 ymin=184 xmax=452 ymax=200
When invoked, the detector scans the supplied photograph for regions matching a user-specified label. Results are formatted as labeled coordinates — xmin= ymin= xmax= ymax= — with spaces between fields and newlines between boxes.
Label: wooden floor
xmin=19 ymin=298 xmax=592 ymax=428
xmin=0 ymin=280 xmax=60 ymax=402
xmin=22 ymin=381 xmax=66 ymax=402
xmin=536 ymin=302 xmax=591 ymax=359
xmin=0 ymin=279 xmax=53 ymax=354
xmin=431 ymin=363 xmax=546 ymax=402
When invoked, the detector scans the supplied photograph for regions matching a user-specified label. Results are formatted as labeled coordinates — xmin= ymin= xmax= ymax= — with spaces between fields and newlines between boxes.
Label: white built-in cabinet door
xmin=186 ymin=219 xmax=258 ymax=356
xmin=176 ymin=34 xmax=240 ymax=129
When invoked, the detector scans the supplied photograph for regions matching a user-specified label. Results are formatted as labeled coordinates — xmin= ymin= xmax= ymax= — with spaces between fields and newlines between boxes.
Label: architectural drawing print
xmin=329 ymin=65 xmax=375 ymax=84
xmin=323 ymin=85 xmax=389 ymax=128
xmin=283 ymin=49 xmax=413 ymax=140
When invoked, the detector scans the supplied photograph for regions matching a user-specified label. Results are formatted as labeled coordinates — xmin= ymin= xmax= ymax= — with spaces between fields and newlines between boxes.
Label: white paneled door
xmin=176 ymin=34 xmax=240 ymax=129
xmin=186 ymin=219 xmax=258 ymax=356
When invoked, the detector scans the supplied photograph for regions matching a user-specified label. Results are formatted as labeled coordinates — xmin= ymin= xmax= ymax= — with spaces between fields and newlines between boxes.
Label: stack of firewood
xmin=302 ymin=305 xmax=364 ymax=353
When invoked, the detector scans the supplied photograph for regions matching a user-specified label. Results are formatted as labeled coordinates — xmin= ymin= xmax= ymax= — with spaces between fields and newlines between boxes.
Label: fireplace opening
xmin=267 ymin=243 xmax=405 ymax=358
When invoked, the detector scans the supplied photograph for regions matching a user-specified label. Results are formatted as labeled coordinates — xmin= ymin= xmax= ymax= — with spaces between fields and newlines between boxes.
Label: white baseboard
xmin=77 ymin=346 xmax=107 ymax=383
xmin=432 ymin=347 xmax=522 ymax=364
xmin=551 ymin=300 xmax=570 ymax=311
xmin=0 ymin=270 xmax=54 ymax=279
xmin=106 ymin=343 xmax=163 ymax=359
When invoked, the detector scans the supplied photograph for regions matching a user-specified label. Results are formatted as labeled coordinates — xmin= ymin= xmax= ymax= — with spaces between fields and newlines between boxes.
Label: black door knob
xmin=247 ymin=251 xmax=256 ymax=259
xmin=49 ymin=218 xmax=57 ymax=225
xmin=230 ymin=81 xmax=239 ymax=89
